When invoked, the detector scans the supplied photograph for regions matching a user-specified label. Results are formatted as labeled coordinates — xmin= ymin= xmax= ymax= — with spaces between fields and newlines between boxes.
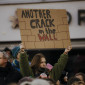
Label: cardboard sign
xmin=17 ymin=9 xmax=71 ymax=49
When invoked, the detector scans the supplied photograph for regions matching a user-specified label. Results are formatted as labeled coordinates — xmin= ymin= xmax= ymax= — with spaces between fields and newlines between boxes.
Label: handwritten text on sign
xmin=17 ymin=9 xmax=71 ymax=49
xmin=21 ymin=9 xmax=56 ymax=41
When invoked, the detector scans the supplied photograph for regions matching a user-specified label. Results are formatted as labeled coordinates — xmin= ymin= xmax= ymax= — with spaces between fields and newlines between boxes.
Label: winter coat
xmin=19 ymin=52 xmax=68 ymax=82
xmin=0 ymin=62 xmax=22 ymax=85
xmin=12 ymin=59 xmax=20 ymax=72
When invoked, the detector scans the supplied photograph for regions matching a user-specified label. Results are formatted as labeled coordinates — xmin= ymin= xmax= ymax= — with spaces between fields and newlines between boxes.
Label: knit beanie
xmin=12 ymin=46 xmax=20 ymax=58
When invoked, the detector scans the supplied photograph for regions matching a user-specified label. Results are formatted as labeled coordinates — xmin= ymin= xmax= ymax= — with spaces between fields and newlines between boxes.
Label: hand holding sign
xmin=64 ymin=46 xmax=72 ymax=55
xmin=19 ymin=43 xmax=25 ymax=53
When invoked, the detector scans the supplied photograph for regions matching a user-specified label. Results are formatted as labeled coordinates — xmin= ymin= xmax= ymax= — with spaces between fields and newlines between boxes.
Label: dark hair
xmin=71 ymin=81 xmax=85 ymax=85
xmin=67 ymin=77 xmax=81 ymax=85
xmin=3 ymin=47 xmax=12 ymax=55
xmin=31 ymin=53 xmax=46 ymax=73
xmin=75 ymin=72 xmax=85 ymax=82
xmin=0 ymin=51 xmax=9 ymax=59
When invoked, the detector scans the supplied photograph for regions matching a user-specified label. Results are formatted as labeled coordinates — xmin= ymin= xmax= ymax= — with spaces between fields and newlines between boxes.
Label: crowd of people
xmin=0 ymin=43 xmax=85 ymax=85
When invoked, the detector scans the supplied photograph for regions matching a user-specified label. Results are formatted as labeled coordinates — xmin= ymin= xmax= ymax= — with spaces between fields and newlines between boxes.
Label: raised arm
xmin=50 ymin=46 xmax=72 ymax=82
xmin=19 ymin=43 xmax=34 ymax=77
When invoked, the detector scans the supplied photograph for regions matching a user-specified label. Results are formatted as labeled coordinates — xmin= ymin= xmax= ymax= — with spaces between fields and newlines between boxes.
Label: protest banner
xmin=17 ymin=9 xmax=71 ymax=49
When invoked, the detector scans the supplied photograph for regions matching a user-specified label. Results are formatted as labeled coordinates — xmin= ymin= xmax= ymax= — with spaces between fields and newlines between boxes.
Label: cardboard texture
xmin=17 ymin=9 xmax=71 ymax=49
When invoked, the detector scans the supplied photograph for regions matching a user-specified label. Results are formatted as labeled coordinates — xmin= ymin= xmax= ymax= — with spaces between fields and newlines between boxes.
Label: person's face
xmin=0 ymin=52 xmax=7 ymax=67
xmin=75 ymin=75 xmax=83 ymax=81
xmin=40 ymin=57 xmax=46 ymax=68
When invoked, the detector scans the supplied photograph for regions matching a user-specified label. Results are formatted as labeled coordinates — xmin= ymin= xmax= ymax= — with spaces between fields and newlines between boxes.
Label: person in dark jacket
xmin=0 ymin=51 xmax=22 ymax=85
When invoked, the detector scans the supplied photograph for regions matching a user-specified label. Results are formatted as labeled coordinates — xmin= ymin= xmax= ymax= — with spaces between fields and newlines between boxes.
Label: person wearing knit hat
xmin=11 ymin=45 xmax=30 ymax=72
xmin=12 ymin=46 xmax=20 ymax=72
xmin=12 ymin=46 xmax=20 ymax=59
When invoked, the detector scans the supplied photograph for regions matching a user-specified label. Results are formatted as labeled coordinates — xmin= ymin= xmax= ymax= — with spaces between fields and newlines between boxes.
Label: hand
xmin=56 ymin=80 xmax=60 ymax=85
xmin=64 ymin=46 xmax=72 ymax=55
xmin=64 ymin=76 xmax=68 ymax=82
xmin=19 ymin=43 xmax=25 ymax=52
